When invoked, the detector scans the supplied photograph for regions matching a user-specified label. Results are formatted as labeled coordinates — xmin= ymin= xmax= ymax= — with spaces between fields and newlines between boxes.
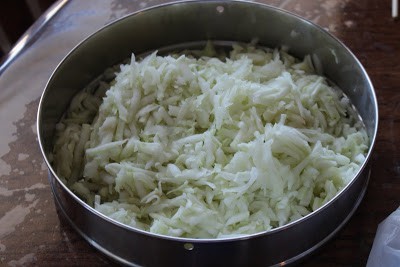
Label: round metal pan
xmin=37 ymin=1 xmax=378 ymax=266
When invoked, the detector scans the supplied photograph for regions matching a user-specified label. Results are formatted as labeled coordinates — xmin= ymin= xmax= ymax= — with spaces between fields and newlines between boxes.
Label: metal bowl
xmin=37 ymin=1 xmax=378 ymax=266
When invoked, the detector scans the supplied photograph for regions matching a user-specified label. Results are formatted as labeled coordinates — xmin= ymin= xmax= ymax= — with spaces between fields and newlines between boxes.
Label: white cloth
xmin=367 ymin=207 xmax=400 ymax=267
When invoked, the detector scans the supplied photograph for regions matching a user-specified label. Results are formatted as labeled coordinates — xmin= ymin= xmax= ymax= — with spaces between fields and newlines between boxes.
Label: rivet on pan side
xmin=183 ymin=243 xmax=194 ymax=251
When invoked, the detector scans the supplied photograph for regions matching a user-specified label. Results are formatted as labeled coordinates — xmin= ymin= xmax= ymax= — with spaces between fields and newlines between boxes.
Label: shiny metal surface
xmin=37 ymin=1 xmax=378 ymax=266
xmin=0 ymin=0 xmax=70 ymax=76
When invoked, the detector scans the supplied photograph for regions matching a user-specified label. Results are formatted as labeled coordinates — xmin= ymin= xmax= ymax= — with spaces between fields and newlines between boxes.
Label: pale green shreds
xmin=52 ymin=43 xmax=369 ymax=238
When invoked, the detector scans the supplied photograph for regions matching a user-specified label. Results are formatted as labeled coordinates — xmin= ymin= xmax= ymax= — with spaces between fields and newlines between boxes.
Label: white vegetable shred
xmin=53 ymin=43 xmax=369 ymax=238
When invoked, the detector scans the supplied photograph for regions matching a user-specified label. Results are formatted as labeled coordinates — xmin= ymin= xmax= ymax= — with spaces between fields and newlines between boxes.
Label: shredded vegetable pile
xmin=52 ymin=43 xmax=369 ymax=238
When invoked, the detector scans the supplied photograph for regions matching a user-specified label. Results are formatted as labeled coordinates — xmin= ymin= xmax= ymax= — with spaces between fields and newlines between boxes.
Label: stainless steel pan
xmin=37 ymin=1 xmax=378 ymax=266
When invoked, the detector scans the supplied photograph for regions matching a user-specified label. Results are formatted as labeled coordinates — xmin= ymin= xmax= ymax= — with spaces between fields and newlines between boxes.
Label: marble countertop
xmin=0 ymin=0 xmax=399 ymax=266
